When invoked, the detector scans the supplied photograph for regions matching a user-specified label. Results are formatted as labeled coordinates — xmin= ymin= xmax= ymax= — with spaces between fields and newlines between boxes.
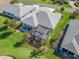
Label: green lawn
xmin=33 ymin=0 xmax=52 ymax=4
xmin=0 ymin=15 xmax=60 ymax=59
xmin=53 ymin=3 xmax=72 ymax=8
xmin=33 ymin=0 xmax=72 ymax=8
xmin=49 ymin=11 xmax=72 ymax=43
xmin=0 ymin=15 xmax=34 ymax=59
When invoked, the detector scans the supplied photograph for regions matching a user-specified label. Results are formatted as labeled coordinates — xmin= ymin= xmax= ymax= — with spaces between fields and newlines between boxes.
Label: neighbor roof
xmin=3 ymin=4 xmax=36 ymax=18
xmin=61 ymin=20 xmax=79 ymax=55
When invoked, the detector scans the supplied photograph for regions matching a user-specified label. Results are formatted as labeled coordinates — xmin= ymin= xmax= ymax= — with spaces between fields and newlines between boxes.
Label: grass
xmin=0 ymin=15 xmax=60 ymax=59
xmin=0 ymin=15 xmax=34 ymax=59
xmin=76 ymin=15 xmax=79 ymax=19
xmin=49 ymin=10 xmax=72 ymax=43
xmin=33 ymin=0 xmax=52 ymax=4
xmin=33 ymin=0 xmax=72 ymax=8
xmin=53 ymin=3 xmax=72 ymax=8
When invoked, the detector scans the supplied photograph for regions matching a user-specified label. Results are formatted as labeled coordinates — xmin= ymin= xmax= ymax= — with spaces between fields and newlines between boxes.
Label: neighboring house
xmin=2 ymin=4 xmax=36 ymax=20
xmin=57 ymin=20 xmax=79 ymax=59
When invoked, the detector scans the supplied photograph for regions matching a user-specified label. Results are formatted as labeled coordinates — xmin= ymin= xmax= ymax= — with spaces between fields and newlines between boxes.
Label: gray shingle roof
xmin=21 ymin=8 xmax=62 ymax=29
xmin=61 ymin=20 xmax=79 ymax=55
xmin=36 ymin=11 xmax=53 ymax=29
xmin=3 ymin=4 xmax=35 ymax=18
xmin=21 ymin=16 xmax=35 ymax=27
xmin=35 ymin=7 xmax=62 ymax=29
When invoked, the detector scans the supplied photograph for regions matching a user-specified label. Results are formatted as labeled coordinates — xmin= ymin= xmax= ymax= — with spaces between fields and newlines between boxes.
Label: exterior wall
xmin=56 ymin=47 xmax=78 ymax=59
xmin=3 ymin=11 xmax=20 ymax=21
xmin=3 ymin=11 xmax=14 ymax=18
xmin=19 ymin=23 xmax=33 ymax=32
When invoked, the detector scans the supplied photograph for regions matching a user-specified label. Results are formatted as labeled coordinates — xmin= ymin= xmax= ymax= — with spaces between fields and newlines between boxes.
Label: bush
xmin=14 ymin=40 xmax=25 ymax=48
xmin=0 ymin=31 xmax=13 ymax=39
xmin=0 ymin=25 xmax=8 ymax=31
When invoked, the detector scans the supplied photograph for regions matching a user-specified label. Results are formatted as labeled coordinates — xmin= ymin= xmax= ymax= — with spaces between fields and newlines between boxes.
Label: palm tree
xmin=23 ymin=32 xmax=32 ymax=42
xmin=4 ymin=19 xmax=22 ymax=29
xmin=11 ymin=0 xmax=18 ymax=4
xmin=60 ymin=7 xmax=64 ymax=13
xmin=74 ymin=0 xmax=79 ymax=7
xmin=28 ymin=49 xmax=43 ymax=59
xmin=69 ymin=10 xmax=79 ymax=19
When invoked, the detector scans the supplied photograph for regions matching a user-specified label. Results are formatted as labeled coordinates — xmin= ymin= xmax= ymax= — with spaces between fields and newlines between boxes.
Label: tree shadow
xmin=0 ymin=25 xmax=8 ymax=31
xmin=14 ymin=40 xmax=25 ymax=48
xmin=0 ymin=31 xmax=13 ymax=39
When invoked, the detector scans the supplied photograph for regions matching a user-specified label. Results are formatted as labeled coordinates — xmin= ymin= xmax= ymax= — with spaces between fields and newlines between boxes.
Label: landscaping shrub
xmin=0 ymin=31 xmax=13 ymax=39
xmin=14 ymin=40 xmax=25 ymax=48
xmin=0 ymin=25 xmax=8 ymax=31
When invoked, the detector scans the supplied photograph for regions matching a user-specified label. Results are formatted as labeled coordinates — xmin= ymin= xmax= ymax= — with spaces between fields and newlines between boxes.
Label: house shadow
xmin=0 ymin=25 xmax=8 ymax=31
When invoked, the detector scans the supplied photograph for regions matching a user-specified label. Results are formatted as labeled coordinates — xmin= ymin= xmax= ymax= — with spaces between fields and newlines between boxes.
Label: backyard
xmin=0 ymin=15 xmax=60 ymax=59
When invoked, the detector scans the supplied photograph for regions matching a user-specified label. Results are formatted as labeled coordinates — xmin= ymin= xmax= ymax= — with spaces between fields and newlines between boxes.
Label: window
xmin=68 ymin=51 xmax=74 ymax=55
xmin=62 ymin=48 xmax=68 ymax=52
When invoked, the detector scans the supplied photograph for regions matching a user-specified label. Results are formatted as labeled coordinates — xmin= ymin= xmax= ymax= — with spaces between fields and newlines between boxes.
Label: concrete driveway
xmin=0 ymin=0 xmax=12 ymax=9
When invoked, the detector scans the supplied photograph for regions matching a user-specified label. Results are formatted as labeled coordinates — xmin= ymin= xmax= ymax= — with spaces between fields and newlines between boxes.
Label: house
xmin=20 ymin=12 xmax=38 ymax=31
xmin=20 ymin=7 xmax=62 ymax=40
xmin=57 ymin=20 xmax=79 ymax=59
xmin=2 ymin=4 xmax=36 ymax=20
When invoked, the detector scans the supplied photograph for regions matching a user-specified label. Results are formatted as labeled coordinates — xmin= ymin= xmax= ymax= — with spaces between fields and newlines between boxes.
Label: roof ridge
xmin=72 ymin=37 xmax=79 ymax=55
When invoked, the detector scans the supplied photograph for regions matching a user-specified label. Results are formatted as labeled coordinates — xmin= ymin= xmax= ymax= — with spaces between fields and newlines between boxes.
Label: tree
xmin=28 ymin=49 xmax=43 ymax=59
xmin=74 ymin=0 xmax=79 ymax=7
xmin=69 ymin=10 xmax=79 ymax=19
xmin=14 ymin=40 xmax=25 ymax=48
xmin=60 ymin=7 xmax=64 ymax=13
xmin=11 ymin=0 xmax=18 ymax=4
xmin=23 ymin=32 xmax=32 ymax=42
xmin=4 ymin=19 xmax=22 ymax=29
